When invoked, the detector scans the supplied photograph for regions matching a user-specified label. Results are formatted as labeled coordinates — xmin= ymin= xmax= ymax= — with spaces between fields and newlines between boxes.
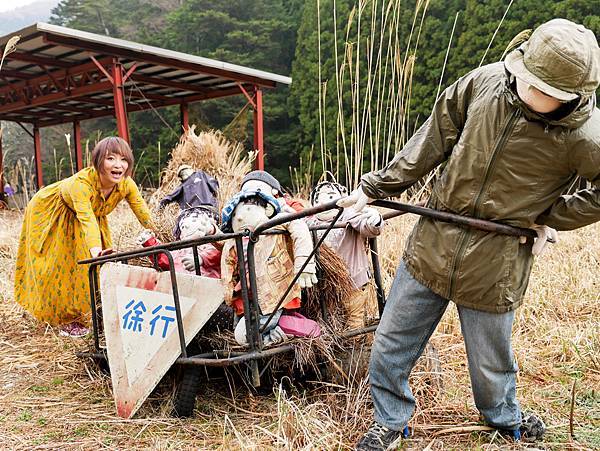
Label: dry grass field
xmin=0 ymin=204 xmax=598 ymax=450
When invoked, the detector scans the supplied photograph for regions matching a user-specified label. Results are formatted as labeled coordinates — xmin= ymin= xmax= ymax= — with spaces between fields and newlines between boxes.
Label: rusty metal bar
xmin=372 ymin=199 xmax=545 ymax=241
xmin=369 ymin=237 xmax=386 ymax=316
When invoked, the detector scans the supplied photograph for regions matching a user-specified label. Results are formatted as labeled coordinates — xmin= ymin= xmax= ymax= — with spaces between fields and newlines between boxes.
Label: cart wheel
xmin=172 ymin=366 xmax=203 ymax=417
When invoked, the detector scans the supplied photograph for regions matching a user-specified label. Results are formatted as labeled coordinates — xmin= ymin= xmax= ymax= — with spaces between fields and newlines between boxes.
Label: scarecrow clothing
xmin=142 ymin=236 xmax=221 ymax=278
xmin=159 ymin=170 xmax=219 ymax=210
xmin=14 ymin=167 xmax=152 ymax=326
xmin=306 ymin=206 xmax=382 ymax=289
xmin=361 ymin=62 xmax=600 ymax=313
xmin=221 ymin=217 xmax=316 ymax=315
xmin=306 ymin=207 xmax=382 ymax=329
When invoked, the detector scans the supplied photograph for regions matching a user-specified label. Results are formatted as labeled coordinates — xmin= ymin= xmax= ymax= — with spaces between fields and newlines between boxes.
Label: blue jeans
xmin=370 ymin=261 xmax=521 ymax=431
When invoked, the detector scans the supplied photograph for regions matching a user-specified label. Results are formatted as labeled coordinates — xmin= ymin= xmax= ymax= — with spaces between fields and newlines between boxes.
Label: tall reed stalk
xmin=313 ymin=0 xmax=433 ymax=190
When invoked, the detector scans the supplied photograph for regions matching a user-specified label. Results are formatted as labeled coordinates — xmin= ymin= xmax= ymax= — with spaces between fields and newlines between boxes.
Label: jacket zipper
xmin=447 ymin=109 xmax=520 ymax=300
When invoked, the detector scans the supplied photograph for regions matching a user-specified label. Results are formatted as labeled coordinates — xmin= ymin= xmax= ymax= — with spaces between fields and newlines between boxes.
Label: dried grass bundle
xmin=303 ymin=244 xmax=353 ymax=330
xmin=149 ymin=126 xmax=254 ymax=213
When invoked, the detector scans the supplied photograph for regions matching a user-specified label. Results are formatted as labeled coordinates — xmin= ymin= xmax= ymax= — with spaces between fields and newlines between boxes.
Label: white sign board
xmin=100 ymin=263 xmax=224 ymax=418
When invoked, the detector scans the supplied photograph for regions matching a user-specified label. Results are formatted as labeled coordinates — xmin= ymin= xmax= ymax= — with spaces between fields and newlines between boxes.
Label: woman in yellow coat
xmin=14 ymin=137 xmax=154 ymax=336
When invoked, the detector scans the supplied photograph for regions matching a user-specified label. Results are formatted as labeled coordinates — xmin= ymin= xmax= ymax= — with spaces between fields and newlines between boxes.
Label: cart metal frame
xmin=77 ymin=199 xmax=543 ymax=387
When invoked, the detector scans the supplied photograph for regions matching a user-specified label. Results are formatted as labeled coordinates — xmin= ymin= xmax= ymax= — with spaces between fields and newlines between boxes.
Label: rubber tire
xmin=172 ymin=366 xmax=203 ymax=417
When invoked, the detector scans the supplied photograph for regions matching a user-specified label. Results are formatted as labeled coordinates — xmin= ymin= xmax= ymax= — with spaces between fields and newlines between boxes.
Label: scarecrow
xmin=159 ymin=164 xmax=219 ymax=210
xmin=220 ymin=189 xmax=320 ymax=346
xmin=306 ymin=181 xmax=384 ymax=329
xmin=137 ymin=206 xmax=221 ymax=278
xmin=241 ymin=170 xmax=304 ymax=212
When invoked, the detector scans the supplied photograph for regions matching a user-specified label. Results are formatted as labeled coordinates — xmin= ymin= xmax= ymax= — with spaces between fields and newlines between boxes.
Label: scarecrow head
xmin=241 ymin=170 xmax=282 ymax=197
xmin=177 ymin=164 xmax=194 ymax=182
xmin=174 ymin=206 xmax=218 ymax=240
xmin=310 ymin=181 xmax=348 ymax=222
xmin=221 ymin=190 xmax=280 ymax=233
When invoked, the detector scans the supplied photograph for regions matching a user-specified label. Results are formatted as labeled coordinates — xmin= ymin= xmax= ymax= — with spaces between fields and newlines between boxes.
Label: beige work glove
xmin=520 ymin=224 xmax=558 ymax=256
xmin=337 ymin=186 xmax=374 ymax=212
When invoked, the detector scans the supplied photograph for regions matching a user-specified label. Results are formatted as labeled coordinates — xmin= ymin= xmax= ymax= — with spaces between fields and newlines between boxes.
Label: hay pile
xmin=113 ymin=127 xmax=254 ymax=253
xmin=149 ymin=126 xmax=255 ymax=213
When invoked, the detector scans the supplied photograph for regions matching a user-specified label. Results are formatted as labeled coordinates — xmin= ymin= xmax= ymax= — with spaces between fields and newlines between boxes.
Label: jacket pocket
xmin=266 ymin=248 xmax=293 ymax=283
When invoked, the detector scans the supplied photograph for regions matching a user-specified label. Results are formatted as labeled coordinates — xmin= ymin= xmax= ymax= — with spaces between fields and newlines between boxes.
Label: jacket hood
xmin=504 ymin=71 xmax=596 ymax=129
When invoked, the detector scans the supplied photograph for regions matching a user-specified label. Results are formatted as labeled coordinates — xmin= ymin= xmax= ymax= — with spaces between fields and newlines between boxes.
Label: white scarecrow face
xmin=313 ymin=185 xmax=344 ymax=221
xmin=241 ymin=179 xmax=278 ymax=197
xmin=231 ymin=202 xmax=271 ymax=233
xmin=178 ymin=167 xmax=194 ymax=182
xmin=179 ymin=212 xmax=214 ymax=240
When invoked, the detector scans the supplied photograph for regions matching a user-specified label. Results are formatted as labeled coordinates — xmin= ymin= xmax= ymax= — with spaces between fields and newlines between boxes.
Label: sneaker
xmin=501 ymin=412 xmax=546 ymax=442
xmin=355 ymin=422 xmax=408 ymax=451
xmin=59 ymin=322 xmax=90 ymax=337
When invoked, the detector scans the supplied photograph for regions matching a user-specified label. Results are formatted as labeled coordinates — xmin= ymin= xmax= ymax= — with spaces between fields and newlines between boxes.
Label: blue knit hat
xmin=221 ymin=190 xmax=281 ymax=232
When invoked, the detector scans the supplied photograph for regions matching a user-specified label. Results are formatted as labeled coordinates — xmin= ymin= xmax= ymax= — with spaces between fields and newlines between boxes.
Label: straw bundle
xmin=149 ymin=126 xmax=255 ymax=212
xmin=303 ymin=244 xmax=354 ymax=330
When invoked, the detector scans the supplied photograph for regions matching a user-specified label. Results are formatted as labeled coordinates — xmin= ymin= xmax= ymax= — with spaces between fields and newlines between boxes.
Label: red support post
xmin=34 ymin=126 xmax=44 ymax=188
xmin=0 ymin=129 xmax=5 ymax=205
xmin=111 ymin=59 xmax=130 ymax=143
xmin=73 ymin=121 xmax=83 ymax=171
xmin=253 ymin=86 xmax=264 ymax=170
xmin=180 ymin=102 xmax=189 ymax=132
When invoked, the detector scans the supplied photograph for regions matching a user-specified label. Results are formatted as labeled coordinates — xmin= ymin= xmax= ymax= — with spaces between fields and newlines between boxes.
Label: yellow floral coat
xmin=14 ymin=167 xmax=152 ymax=325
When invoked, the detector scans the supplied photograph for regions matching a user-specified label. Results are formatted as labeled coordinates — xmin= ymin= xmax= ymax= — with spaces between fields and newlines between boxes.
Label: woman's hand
xmin=90 ymin=247 xmax=114 ymax=258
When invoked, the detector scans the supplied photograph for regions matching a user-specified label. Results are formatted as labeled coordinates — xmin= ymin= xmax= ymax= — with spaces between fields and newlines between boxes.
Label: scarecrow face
xmin=179 ymin=212 xmax=214 ymax=240
xmin=313 ymin=184 xmax=344 ymax=221
xmin=231 ymin=202 xmax=270 ymax=233
xmin=241 ymin=179 xmax=278 ymax=197
xmin=178 ymin=167 xmax=194 ymax=181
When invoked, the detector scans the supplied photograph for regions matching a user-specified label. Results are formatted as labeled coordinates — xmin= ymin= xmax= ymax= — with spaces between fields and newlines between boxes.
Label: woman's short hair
xmin=91 ymin=137 xmax=134 ymax=177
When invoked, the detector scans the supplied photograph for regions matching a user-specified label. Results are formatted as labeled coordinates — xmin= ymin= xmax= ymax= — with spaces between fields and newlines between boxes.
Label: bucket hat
xmin=505 ymin=18 xmax=600 ymax=101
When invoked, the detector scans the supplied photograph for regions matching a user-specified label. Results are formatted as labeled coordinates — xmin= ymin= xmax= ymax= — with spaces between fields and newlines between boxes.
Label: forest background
xmin=1 ymin=0 xmax=599 ymax=190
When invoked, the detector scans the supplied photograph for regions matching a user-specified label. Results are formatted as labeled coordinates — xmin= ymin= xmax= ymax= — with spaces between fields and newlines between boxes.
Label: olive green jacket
xmin=362 ymin=62 xmax=600 ymax=312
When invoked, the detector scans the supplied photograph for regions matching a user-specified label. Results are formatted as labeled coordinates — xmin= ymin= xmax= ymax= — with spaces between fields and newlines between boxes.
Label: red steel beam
xmin=43 ymin=33 xmax=278 ymax=88
xmin=74 ymin=121 xmax=83 ymax=171
xmin=6 ymin=51 xmax=72 ymax=68
xmin=180 ymin=102 xmax=189 ymax=131
xmin=0 ymin=56 xmax=113 ymax=98
xmin=0 ymin=80 xmax=113 ymax=114
xmin=33 ymin=126 xmax=43 ymax=188
xmin=130 ymin=73 xmax=212 ymax=93
xmin=33 ymin=86 xmax=244 ymax=128
xmin=111 ymin=59 xmax=130 ymax=143
xmin=253 ymin=86 xmax=264 ymax=170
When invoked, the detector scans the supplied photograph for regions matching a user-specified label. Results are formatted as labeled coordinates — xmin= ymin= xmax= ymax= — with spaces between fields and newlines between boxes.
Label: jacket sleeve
xmin=284 ymin=219 xmax=317 ymax=274
xmin=159 ymin=184 xmax=183 ymax=207
xmin=69 ymin=179 xmax=102 ymax=250
xmin=347 ymin=207 xmax=383 ymax=238
xmin=536 ymin=138 xmax=600 ymax=230
xmin=124 ymin=178 xmax=154 ymax=229
xmin=361 ymin=71 xmax=475 ymax=199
